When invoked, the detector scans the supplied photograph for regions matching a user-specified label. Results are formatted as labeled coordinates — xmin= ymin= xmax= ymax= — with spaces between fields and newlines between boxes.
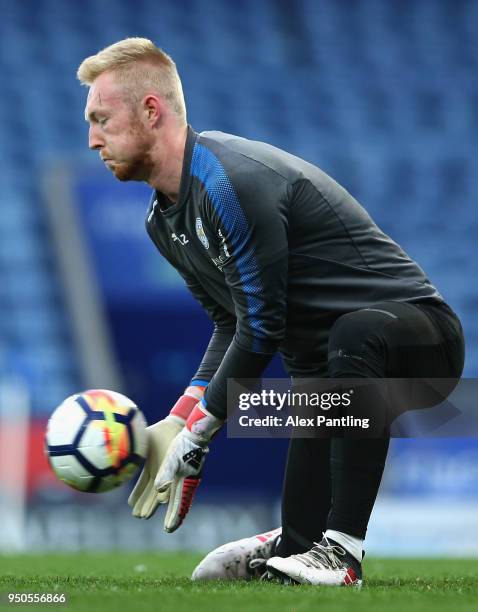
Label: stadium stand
xmin=0 ymin=0 xmax=476 ymax=416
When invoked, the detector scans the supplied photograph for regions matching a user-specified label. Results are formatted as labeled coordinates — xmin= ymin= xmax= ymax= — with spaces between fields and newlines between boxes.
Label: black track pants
xmin=277 ymin=300 xmax=464 ymax=555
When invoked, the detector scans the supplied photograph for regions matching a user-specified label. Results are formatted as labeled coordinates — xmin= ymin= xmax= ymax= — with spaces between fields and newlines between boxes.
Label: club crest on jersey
xmin=195 ymin=217 xmax=209 ymax=250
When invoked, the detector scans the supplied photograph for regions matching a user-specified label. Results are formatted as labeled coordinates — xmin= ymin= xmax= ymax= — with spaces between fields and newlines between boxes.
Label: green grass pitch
xmin=1 ymin=553 xmax=477 ymax=612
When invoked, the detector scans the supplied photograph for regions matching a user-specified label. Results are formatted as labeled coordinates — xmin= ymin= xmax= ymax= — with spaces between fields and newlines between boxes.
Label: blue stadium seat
xmin=0 ymin=0 xmax=476 ymax=408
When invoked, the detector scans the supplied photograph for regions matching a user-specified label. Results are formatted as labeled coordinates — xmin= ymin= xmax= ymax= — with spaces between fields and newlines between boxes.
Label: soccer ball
xmin=45 ymin=389 xmax=148 ymax=493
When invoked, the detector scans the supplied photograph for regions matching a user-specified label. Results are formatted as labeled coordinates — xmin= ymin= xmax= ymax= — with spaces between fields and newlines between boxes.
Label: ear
xmin=142 ymin=94 xmax=163 ymax=127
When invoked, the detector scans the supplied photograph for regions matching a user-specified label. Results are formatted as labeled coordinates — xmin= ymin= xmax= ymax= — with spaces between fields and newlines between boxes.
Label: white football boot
xmin=191 ymin=528 xmax=282 ymax=581
xmin=266 ymin=535 xmax=363 ymax=587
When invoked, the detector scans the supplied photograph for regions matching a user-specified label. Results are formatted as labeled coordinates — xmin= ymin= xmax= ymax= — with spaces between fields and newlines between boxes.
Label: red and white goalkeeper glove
xmin=127 ymin=385 xmax=205 ymax=519
xmin=155 ymin=402 xmax=224 ymax=532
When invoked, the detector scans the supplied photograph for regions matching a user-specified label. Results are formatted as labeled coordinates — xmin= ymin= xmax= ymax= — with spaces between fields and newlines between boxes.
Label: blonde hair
xmin=77 ymin=37 xmax=186 ymax=123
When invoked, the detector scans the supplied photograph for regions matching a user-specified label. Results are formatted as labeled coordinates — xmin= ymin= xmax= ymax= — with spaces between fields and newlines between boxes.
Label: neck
xmin=147 ymin=123 xmax=188 ymax=202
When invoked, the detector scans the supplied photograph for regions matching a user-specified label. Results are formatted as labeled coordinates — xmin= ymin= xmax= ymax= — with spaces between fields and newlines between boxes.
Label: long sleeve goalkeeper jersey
xmin=145 ymin=126 xmax=442 ymax=419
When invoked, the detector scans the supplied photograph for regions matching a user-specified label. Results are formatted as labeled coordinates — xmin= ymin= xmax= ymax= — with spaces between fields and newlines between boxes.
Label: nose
xmin=88 ymin=124 xmax=104 ymax=150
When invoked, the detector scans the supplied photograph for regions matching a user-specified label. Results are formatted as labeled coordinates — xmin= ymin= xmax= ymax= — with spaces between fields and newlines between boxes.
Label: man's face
xmin=85 ymin=72 xmax=153 ymax=182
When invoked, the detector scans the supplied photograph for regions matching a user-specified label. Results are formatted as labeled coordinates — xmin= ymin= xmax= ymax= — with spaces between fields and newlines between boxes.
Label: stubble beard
xmin=111 ymin=118 xmax=155 ymax=183
xmin=112 ymin=150 xmax=153 ymax=182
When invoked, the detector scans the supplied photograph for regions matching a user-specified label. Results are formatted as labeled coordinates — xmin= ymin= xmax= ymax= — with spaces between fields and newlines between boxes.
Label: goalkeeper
xmin=78 ymin=38 xmax=465 ymax=587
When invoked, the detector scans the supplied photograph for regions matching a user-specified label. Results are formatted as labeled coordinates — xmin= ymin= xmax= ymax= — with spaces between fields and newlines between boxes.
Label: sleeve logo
xmin=195 ymin=217 xmax=209 ymax=250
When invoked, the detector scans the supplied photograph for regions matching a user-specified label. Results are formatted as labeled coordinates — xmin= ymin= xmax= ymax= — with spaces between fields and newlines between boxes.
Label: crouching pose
xmin=78 ymin=37 xmax=465 ymax=586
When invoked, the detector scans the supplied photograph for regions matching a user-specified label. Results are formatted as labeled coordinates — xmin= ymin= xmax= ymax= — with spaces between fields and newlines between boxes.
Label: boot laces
xmin=292 ymin=537 xmax=346 ymax=571
xmin=249 ymin=557 xmax=267 ymax=578
xmin=246 ymin=537 xmax=279 ymax=579
xmin=223 ymin=540 xmax=275 ymax=579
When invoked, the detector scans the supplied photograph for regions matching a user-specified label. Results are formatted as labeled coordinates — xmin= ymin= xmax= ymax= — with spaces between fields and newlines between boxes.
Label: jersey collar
xmin=155 ymin=124 xmax=198 ymax=216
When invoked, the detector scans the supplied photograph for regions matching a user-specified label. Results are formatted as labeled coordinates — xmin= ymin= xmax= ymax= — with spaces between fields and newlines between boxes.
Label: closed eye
xmin=85 ymin=109 xmax=109 ymax=126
